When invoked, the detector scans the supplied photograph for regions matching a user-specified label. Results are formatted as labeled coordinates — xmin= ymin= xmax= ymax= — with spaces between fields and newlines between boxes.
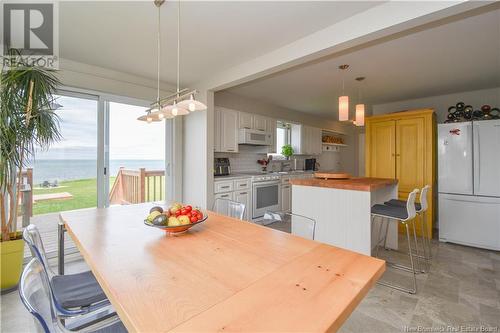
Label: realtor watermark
xmin=1 ymin=1 xmax=59 ymax=69
xmin=403 ymin=325 xmax=499 ymax=332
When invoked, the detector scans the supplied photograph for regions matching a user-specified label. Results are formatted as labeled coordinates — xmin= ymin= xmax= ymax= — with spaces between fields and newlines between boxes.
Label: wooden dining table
xmin=60 ymin=203 xmax=385 ymax=332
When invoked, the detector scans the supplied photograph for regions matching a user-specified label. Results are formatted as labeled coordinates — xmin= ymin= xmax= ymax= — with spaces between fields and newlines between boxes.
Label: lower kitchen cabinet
xmin=214 ymin=178 xmax=252 ymax=221
xmin=214 ymin=192 xmax=234 ymax=201
xmin=234 ymin=190 xmax=251 ymax=220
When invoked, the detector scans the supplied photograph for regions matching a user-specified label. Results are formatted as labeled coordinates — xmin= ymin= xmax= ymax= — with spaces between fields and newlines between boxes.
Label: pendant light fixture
xmin=138 ymin=0 xmax=206 ymax=122
xmin=355 ymin=76 xmax=365 ymax=127
xmin=338 ymin=64 xmax=349 ymax=122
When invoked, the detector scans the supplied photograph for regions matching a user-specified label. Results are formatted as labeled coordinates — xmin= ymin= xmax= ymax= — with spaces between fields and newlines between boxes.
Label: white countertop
xmin=214 ymin=170 xmax=315 ymax=181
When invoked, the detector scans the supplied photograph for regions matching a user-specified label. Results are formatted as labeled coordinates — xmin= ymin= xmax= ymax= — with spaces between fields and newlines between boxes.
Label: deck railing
xmin=19 ymin=168 xmax=33 ymax=217
xmin=109 ymin=167 xmax=165 ymax=205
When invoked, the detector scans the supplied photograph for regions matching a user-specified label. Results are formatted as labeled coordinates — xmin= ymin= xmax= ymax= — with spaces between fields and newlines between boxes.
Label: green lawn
xmin=33 ymin=176 xmax=164 ymax=215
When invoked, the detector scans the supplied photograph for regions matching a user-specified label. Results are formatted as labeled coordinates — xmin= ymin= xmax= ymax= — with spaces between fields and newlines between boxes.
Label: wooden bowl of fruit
xmin=144 ymin=203 xmax=207 ymax=235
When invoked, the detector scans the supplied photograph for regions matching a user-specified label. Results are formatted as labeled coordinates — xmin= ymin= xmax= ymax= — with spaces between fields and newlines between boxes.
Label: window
xmin=276 ymin=121 xmax=291 ymax=155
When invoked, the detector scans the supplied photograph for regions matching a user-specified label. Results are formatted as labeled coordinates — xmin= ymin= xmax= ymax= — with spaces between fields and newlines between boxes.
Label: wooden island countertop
xmin=290 ymin=176 xmax=398 ymax=192
xmin=60 ymin=203 xmax=385 ymax=332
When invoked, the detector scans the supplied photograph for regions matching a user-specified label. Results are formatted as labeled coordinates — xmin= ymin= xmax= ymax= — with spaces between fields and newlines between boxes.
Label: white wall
xmin=372 ymin=87 xmax=500 ymax=123
xmin=182 ymin=90 xmax=214 ymax=209
xmin=57 ymin=58 xmax=176 ymax=101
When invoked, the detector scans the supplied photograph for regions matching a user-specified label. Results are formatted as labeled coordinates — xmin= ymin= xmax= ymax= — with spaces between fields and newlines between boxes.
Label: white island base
xmin=291 ymin=178 xmax=399 ymax=256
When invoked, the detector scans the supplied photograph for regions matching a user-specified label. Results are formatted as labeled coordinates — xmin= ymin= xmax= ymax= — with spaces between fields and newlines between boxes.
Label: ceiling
xmin=222 ymin=7 xmax=500 ymax=117
xmin=59 ymin=1 xmax=381 ymax=87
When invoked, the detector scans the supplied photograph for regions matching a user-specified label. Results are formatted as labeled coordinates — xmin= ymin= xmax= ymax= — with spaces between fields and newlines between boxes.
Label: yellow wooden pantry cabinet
xmin=365 ymin=109 xmax=436 ymax=238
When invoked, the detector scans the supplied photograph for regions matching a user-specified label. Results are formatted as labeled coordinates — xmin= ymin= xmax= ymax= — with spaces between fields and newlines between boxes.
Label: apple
xmin=178 ymin=215 xmax=190 ymax=225
xmin=168 ymin=216 xmax=181 ymax=227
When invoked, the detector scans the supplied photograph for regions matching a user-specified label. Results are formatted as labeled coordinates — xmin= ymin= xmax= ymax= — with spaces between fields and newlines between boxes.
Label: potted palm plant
xmin=1 ymin=50 xmax=61 ymax=290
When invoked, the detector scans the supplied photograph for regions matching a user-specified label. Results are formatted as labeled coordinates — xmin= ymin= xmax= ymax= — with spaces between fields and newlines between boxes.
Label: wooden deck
xmin=19 ymin=212 xmax=78 ymax=260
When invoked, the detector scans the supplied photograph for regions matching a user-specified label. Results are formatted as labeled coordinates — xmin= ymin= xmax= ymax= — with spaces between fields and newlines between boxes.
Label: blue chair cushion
xmin=371 ymin=204 xmax=409 ymax=220
xmin=384 ymin=199 xmax=422 ymax=211
xmin=94 ymin=321 xmax=127 ymax=333
xmin=51 ymin=270 xmax=107 ymax=309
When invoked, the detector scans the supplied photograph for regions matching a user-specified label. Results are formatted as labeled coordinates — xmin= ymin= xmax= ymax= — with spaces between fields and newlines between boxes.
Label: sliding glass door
xmin=107 ymin=101 xmax=166 ymax=205
xmin=25 ymin=90 xmax=173 ymax=260
xmin=27 ymin=91 xmax=98 ymax=258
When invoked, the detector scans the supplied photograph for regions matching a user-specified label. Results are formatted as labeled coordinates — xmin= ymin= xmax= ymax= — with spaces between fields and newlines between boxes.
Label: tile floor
xmin=2 ymin=235 xmax=499 ymax=332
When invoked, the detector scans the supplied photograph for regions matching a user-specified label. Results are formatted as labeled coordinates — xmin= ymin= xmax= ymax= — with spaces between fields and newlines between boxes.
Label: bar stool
xmin=371 ymin=188 xmax=420 ymax=294
xmin=385 ymin=185 xmax=431 ymax=272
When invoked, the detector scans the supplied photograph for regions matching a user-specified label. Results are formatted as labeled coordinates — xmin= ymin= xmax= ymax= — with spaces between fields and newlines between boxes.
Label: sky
xmin=35 ymin=96 xmax=165 ymax=160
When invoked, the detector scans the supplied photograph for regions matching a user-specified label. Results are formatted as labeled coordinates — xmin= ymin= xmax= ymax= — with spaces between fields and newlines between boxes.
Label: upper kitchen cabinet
xmin=238 ymin=111 xmax=268 ymax=132
xmin=253 ymin=115 xmax=267 ymax=131
xmin=290 ymin=124 xmax=322 ymax=155
xmin=266 ymin=117 xmax=277 ymax=153
xmin=239 ymin=112 xmax=253 ymax=129
xmin=215 ymin=107 xmax=239 ymax=153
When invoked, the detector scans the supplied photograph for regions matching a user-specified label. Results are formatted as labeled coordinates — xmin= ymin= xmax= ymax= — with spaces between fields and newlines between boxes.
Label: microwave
xmin=238 ymin=129 xmax=272 ymax=146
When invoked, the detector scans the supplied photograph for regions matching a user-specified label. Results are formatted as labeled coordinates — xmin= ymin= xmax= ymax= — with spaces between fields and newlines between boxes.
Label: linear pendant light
xmin=138 ymin=0 xmax=206 ymax=122
xmin=355 ymin=76 xmax=365 ymax=127
xmin=138 ymin=0 xmax=167 ymax=123
xmin=338 ymin=64 xmax=349 ymax=121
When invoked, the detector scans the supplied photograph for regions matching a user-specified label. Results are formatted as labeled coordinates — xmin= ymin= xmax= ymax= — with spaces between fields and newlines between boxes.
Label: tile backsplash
xmin=215 ymin=145 xmax=343 ymax=173
xmin=215 ymin=145 xmax=268 ymax=173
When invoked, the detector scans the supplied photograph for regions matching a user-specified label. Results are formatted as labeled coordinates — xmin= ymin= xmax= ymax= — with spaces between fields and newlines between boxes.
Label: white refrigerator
xmin=438 ymin=119 xmax=500 ymax=250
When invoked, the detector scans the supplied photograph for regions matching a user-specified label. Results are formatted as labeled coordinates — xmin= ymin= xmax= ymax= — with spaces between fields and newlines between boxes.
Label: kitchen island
xmin=290 ymin=177 xmax=399 ymax=255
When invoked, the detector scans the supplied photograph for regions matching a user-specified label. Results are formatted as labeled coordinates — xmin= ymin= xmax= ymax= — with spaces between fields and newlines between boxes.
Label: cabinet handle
xmin=221 ymin=194 xmax=229 ymax=198
xmin=221 ymin=186 xmax=230 ymax=189
xmin=227 ymin=149 xmax=235 ymax=152
xmin=239 ymin=192 xmax=247 ymax=195
xmin=239 ymin=184 xmax=247 ymax=187
xmin=243 ymin=127 xmax=251 ymax=129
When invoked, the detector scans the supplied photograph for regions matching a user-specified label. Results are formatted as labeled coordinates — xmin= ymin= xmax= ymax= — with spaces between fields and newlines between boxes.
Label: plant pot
xmin=1 ymin=233 xmax=24 ymax=291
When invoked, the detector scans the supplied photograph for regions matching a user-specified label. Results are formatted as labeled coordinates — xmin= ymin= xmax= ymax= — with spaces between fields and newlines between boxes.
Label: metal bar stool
xmin=385 ymin=185 xmax=432 ymax=272
xmin=371 ymin=188 xmax=420 ymax=294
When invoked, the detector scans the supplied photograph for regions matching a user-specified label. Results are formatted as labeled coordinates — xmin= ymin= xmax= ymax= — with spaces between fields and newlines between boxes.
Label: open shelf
xmin=322 ymin=142 xmax=348 ymax=147
xmin=321 ymin=128 xmax=347 ymax=136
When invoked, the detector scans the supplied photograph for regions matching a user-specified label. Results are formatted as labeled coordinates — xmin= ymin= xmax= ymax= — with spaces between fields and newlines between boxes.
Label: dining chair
xmin=19 ymin=257 xmax=126 ymax=333
xmin=212 ymin=198 xmax=246 ymax=220
xmin=262 ymin=211 xmax=316 ymax=240
xmin=23 ymin=225 xmax=110 ymax=317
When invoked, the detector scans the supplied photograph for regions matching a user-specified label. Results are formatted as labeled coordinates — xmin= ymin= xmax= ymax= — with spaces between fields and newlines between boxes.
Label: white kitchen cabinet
xmin=266 ymin=117 xmax=277 ymax=153
xmin=253 ymin=115 xmax=267 ymax=132
xmin=215 ymin=107 xmax=239 ymax=153
xmin=214 ymin=177 xmax=252 ymax=221
xmin=238 ymin=111 xmax=266 ymax=131
xmin=281 ymin=184 xmax=292 ymax=213
xmin=239 ymin=112 xmax=253 ymax=129
xmin=290 ymin=124 xmax=322 ymax=155
xmin=214 ymin=108 xmax=221 ymax=151
xmin=214 ymin=192 xmax=234 ymax=201
xmin=234 ymin=190 xmax=251 ymax=220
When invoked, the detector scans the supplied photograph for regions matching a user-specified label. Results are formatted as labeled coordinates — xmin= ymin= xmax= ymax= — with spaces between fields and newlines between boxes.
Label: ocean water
xmin=28 ymin=159 xmax=165 ymax=184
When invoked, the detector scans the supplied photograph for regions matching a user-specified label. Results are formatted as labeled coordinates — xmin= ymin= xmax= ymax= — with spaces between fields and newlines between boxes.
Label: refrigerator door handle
xmin=473 ymin=123 xmax=480 ymax=195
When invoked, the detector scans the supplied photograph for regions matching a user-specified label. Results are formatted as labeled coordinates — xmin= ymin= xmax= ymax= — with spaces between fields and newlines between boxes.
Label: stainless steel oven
xmin=252 ymin=175 xmax=280 ymax=220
